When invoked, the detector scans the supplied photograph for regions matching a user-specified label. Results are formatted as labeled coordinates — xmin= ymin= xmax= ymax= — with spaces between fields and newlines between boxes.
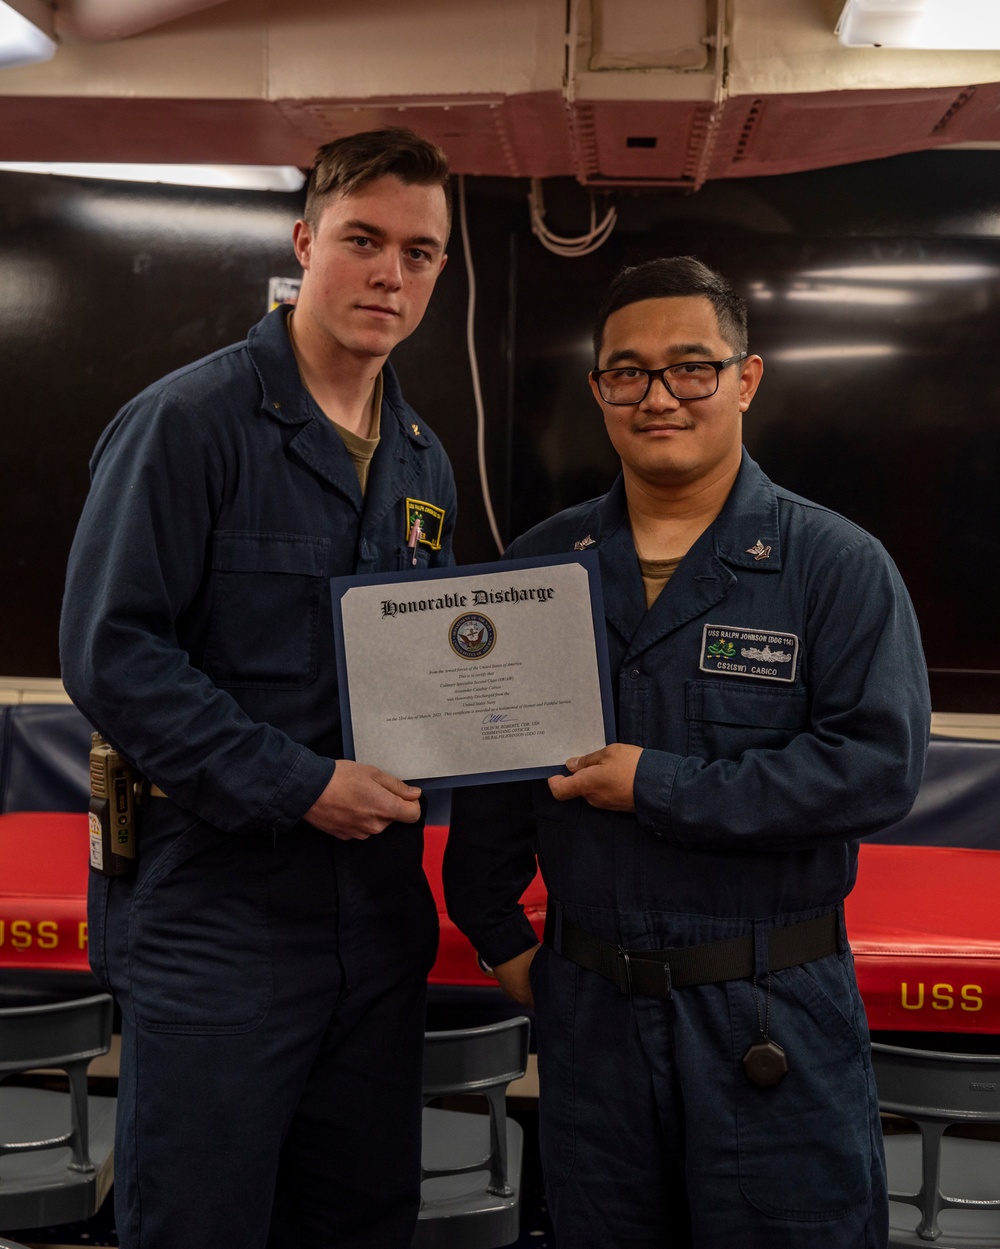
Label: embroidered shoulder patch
xmin=700 ymin=624 xmax=799 ymax=683
xmin=405 ymin=498 xmax=445 ymax=550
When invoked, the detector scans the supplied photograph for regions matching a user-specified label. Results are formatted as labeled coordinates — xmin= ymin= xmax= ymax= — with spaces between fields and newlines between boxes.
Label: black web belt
xmin=543 ymin=907 xmax=840 ymax=999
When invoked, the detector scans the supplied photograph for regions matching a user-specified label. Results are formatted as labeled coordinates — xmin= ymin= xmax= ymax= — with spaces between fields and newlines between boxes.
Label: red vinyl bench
xmin=5 ymin=810 xmax=998 ymax=1035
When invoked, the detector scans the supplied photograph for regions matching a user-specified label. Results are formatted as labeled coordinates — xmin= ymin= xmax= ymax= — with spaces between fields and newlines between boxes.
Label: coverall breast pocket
xmin=728 ymin=952 xmax=874 ymax=1220
xmin=685 ymin=680 xmax=808 ymax=761
xmin=127 ymin=815 xmax=273 ymax=1034
xmin=397 ymin=543 xmax=432 ymax=571
xmin=205 ymin=531 xmax=329 ymax=689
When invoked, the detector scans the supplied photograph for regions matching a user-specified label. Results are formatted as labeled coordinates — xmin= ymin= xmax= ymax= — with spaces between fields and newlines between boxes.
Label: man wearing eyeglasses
xmin=444 ymin=256 xmax=929 ymax=1248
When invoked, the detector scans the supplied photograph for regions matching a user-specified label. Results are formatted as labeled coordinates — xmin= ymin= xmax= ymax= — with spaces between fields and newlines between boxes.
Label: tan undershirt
xmin=330 ymin=372 xmax=383 ymax=494
xmin=638 ymin=555 xmax=682 ymax=609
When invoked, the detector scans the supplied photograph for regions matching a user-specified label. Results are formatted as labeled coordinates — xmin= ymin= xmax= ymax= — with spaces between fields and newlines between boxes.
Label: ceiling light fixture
xmin=769 ymin=344 xmax=898 ymax=362
xmin=837 ymin=0 xmax=1000 ymax=49
xmin=0 ymin=0 xmax=56 ymax=69
xmin=784 ymin=284 xmax=920 ymax=306
xmin=0 ymin=163 xmax=306 ymax=192
xmin=801 ymin=263 xmax=1000 ymax=282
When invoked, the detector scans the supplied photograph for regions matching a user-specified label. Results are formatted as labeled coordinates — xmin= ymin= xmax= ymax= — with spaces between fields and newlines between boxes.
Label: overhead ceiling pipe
xmin=54 ymin=0 xmax=231 ymax=42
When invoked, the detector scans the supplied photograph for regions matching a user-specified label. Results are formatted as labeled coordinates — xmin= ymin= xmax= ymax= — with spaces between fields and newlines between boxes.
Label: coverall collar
xmin=587 ymin=449 xmax=783 ymax=660
xmin=246 ymin=305 xmax=432 ymax=517
xmin=711 ymin=448 xmax=783 ymax=574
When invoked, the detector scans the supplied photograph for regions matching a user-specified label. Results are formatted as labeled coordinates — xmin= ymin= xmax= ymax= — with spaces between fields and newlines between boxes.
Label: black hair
xmin=592 ymin=256 xmax=748 ymax=362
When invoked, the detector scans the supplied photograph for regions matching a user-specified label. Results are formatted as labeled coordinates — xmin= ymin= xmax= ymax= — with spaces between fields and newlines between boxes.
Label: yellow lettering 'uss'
xmin=900 ymin=982 xmax=983 ymax=1012
xmin=0 ymin=918 xmax=89 ymax=951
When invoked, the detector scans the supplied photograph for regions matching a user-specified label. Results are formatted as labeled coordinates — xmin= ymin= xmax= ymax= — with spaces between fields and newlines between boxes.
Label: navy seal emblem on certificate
xmin=449 ymin=612 xmax=496 ymax=660
xmin=329 ymin=553 xmax=615 ymax=789
xmin=700 ymin=624 xmax=799 ymax=683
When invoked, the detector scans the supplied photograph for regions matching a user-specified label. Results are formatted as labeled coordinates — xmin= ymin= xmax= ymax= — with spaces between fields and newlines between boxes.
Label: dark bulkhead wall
xmin=2 ymin=151 xmax=999 ymax=711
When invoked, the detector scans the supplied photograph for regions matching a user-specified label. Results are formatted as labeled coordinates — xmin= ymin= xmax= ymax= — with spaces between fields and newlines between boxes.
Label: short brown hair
xmin=593 ymin=256 xmax=748 ymax=363
xmin=303 ymin=127 xmax=451 ymax=233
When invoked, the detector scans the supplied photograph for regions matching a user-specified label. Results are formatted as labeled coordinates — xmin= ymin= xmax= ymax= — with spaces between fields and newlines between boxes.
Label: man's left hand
xmin=547 ymin=743 xmax=642 ymax=811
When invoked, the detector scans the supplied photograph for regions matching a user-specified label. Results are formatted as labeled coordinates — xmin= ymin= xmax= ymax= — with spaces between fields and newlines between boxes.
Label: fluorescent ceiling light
xmin=769 ymin=344 xmax=898 ymax=362
xmin=67 ymin=197 xmax=299 ymax=242
xmin=837 ymin=0 xmax=1000 ymax=49
xmin=800 ymin=264 xmax=1000 ymax=282
xmin=0 ymin=0 xmax=56 ymax=69
xmin=0 ymin=162 xmax=305 ymax=192
xmin=785 ymin=284 xmax=919 ymax=306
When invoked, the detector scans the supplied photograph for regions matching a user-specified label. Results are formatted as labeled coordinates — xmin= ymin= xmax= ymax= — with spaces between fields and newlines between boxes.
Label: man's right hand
xmin=303 ymin=759 xmax=422 ymax=841
xmin=492 ymin=944 xmax=541 ymax=1009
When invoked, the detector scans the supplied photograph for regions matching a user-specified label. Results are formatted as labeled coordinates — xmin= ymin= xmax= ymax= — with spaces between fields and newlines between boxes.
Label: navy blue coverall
xmin=444 ymin=453 xmax=930 ymax=1248
xmin=60 ymin=304 xmax=456 ymax=1249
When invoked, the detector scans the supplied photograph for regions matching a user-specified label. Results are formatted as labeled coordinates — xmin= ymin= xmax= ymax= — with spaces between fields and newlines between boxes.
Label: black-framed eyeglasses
xmin=592 ymin=353 xmax=748 ymax=405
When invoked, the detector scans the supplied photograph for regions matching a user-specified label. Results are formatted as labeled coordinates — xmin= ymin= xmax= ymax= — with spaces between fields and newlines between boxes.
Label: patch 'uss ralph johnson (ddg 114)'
xmin=699 ymin=624 xmax=800 ymax=683
xmin=405 ymin=498 xmax=446 ymax=550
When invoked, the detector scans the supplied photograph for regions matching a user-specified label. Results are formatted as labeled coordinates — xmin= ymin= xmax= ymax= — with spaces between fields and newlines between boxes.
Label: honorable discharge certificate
xmin=331 ymin=553 xmax=614 ymax=787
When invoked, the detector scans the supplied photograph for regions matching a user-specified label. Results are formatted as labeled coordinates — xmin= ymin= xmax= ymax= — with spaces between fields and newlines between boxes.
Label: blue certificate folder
xmin=330 ymin=551 xmax=616 ymax=789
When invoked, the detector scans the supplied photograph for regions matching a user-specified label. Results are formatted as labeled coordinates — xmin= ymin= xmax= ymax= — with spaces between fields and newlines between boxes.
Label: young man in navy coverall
xmin=60 ymin=129 xmax=454 ymax=1249
xmin=443 ymin=257 xmax=930 ymax=1248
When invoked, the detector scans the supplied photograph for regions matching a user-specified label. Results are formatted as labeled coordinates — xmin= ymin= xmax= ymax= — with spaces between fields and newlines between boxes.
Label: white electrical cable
xmin=528 ymin=178 xmax=617 ymax=257
xmin=458 ymin=173 xmax=505 ymax=556
xmin=456 ymin=173 xmax=615 ymax=557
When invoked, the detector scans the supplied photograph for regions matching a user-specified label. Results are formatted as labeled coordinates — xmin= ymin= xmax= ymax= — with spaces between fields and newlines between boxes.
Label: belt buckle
xmin=615 ymin=944 xmax=634 ymax=997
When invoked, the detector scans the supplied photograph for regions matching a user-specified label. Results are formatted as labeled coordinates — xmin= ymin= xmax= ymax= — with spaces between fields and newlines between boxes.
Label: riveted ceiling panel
xmin=0 ymin=97 xmax=314 ymax=164
xmin=277 ymin=93 xmax=572 ymax=178
xmin=2 ymin=84 xmax=998 ymax=182
xmin=709 ymin=88 xmax=978 ymax=178
xmin=573 ymin=99 xmax=718 ymax=184
xmin=501 ymin=93 xmax=576 ymax=177
xmin=929 ymin=81 xmax=1000 ymax=140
